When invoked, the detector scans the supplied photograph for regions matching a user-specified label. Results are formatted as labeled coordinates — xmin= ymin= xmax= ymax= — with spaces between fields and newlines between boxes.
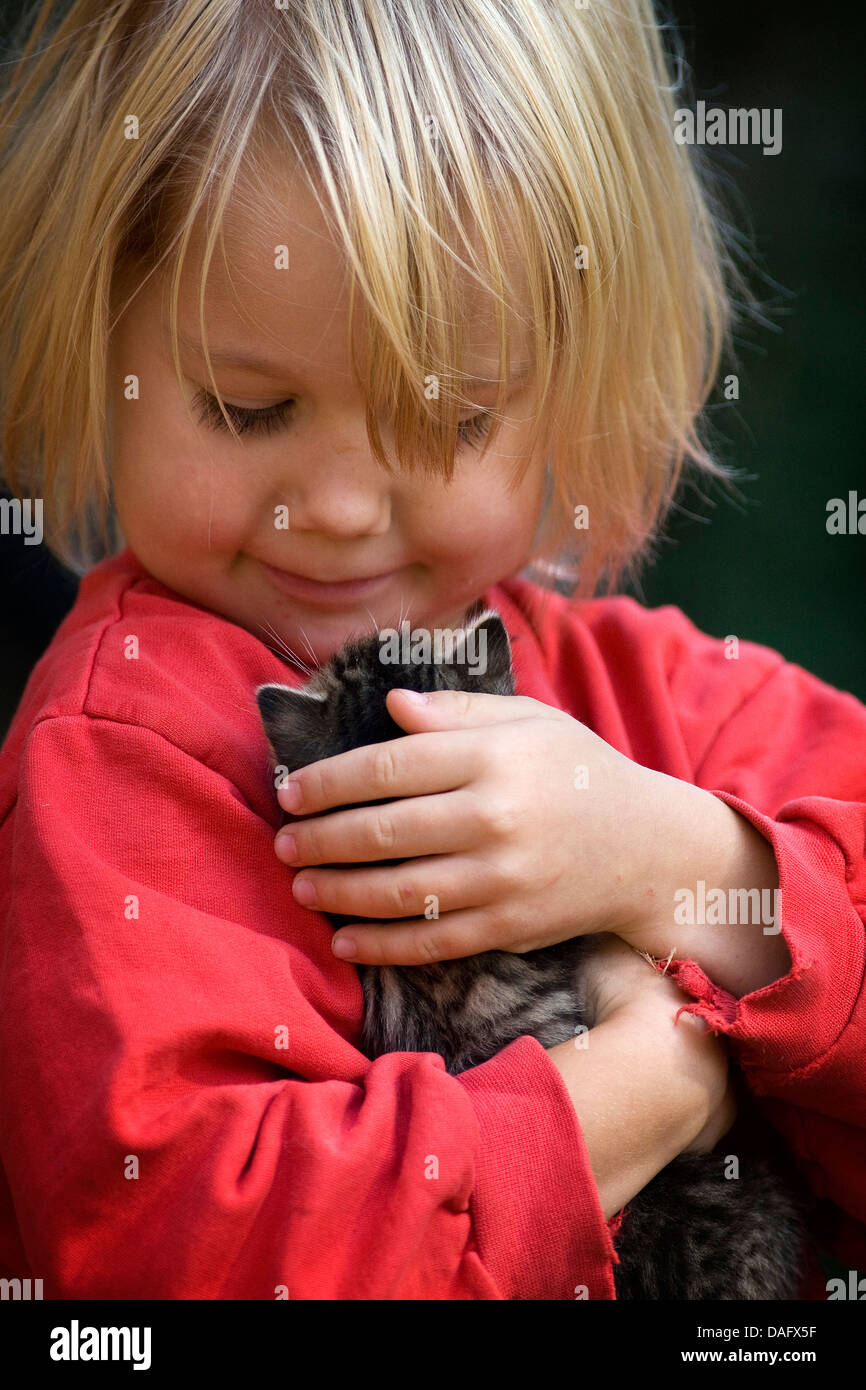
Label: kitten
xmin=257 ymin=609 xmax=806 ymax=1299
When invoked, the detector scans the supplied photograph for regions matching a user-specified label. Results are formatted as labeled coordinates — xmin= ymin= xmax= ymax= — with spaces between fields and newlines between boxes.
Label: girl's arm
xmin=2 ymin=709 xmax=630 ymax=1301
xmin=616 ymin=770 xmax=794 ymax=997
xmin=616 ymin=642 xmax=866 ymax=1090
xmin=597 ymin=605 xmax=866 ymax=1267
xmin=545 ymin=935 xmax=734 ymax=1220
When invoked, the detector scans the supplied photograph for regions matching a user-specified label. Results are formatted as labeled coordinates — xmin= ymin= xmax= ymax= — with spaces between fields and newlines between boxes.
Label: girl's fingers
xmin=276 ymin=789 xmax=486 ymax=866
xmin=292 ymin=853 xmax=495 ymax=922
xmin=278 ymin=728 xmax=485 ymax=815
xmin=277 ymin=694 xmax=563 ymax=815
xmin=385 ymin=688 xmax=552 ymax=731
xmin=329 ymin=904 xmax=507 ymax=966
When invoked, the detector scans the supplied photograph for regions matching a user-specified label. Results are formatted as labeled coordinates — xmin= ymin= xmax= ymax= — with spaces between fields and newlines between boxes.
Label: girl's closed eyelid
xmin=191 ymin=386 xmax=495 ymax=448
xmin=191 ymin=387 xmax=295 ymax=438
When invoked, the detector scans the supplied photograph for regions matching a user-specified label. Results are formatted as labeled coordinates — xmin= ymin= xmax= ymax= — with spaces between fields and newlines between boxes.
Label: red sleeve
xmin=0 ymin=713 xmax=615 ymax=1300
xmin=662 ymin=654 xmax=866 ymax=1259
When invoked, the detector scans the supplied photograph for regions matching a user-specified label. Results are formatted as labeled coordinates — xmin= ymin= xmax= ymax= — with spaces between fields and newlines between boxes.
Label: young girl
xmin=0 ymin=0 xmax=862 ymax=1301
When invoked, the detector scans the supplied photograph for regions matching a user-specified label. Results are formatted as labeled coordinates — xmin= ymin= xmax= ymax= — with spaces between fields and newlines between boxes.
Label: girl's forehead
xmin=171 ymin=167 xmax=532 ymax=383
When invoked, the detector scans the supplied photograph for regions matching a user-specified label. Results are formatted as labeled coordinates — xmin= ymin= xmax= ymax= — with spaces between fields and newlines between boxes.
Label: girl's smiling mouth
xmin=259 ymin=559 xmax=403 ymax=606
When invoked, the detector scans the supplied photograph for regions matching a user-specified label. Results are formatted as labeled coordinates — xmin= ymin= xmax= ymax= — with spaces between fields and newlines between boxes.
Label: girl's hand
xmin=580 ymin=932 xmax=699 ymax=1028
xmin=273 ymin=685 xmax=778 ymax=983
xmin=577 ymin=934 xmax=736 ymax=1155
xmin=275 ymin=687 xmax=671 ymax=963
xmin=544 ymin=935 xmax=735 ymax=1217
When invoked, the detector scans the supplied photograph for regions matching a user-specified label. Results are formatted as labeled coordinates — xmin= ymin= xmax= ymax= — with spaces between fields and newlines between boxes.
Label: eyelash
xmin=193 ymin=389 xmax=295 ymax=438
xmin=192 ymin=388 xmax=494 ymax=448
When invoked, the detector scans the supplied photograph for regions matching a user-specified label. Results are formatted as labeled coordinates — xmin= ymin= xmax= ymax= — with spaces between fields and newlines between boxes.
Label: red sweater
xmin=0 ymin=548 xmax=863 ymax=1300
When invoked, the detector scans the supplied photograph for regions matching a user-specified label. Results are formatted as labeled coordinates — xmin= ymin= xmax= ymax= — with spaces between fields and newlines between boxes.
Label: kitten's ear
xmin=256 ymin=683 xmax=329 ymax=770
xmin=462 ymin=609 xmax=515 ymax=694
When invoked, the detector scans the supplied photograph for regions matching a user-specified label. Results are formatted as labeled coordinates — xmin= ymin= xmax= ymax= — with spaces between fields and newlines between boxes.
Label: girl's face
xmin=108 ymin=164 xmax=548 ymax=666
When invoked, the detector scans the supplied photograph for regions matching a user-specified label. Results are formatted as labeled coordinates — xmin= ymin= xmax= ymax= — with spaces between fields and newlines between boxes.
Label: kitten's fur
xmin=257 ymin=610 xmax=807 ymax=1299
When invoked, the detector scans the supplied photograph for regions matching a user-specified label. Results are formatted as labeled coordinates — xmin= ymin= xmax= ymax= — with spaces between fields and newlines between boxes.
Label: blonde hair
xmin=0 ymin=0 xmax=759 ymax=594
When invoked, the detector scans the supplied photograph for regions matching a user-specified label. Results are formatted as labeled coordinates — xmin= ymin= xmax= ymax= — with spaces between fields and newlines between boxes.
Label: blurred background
xmin=622 ymin=0 xmax=865 ymax=704
xmin=0 ymin=0 xmax=863 ymax=739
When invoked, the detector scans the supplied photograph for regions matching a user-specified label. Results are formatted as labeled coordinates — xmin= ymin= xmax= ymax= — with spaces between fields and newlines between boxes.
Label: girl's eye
xmin=192 ymin=387 xmax=493 ymax=449
xmin=456 ymin=412 xmax=493 ymax=448
xmin=192 ymin=388 xmax=295 ymax=437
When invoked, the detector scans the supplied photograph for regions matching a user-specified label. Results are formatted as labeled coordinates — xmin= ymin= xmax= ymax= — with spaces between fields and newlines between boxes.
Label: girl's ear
xmin=460 ymin=609 xmax=515 ymax=694
xmin=256 ymin=683 xmax=330 ymax=770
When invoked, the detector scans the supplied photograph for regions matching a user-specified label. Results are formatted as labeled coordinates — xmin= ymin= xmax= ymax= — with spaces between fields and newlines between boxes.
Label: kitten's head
xmin=257 ymin=609 xmax=514 ymax=776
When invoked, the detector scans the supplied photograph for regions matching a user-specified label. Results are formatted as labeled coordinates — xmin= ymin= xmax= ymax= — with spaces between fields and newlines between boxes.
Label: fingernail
xmin=275 ymin=832 xmax=297 ymax=862
xmin=396 ymin=688 xmax=429 ymax=704
xmin=332 ymin=935 xmax=356 ymax=958
xmin=293 ymin=877 xmax=316 ymax=906
xmin=279 ymin=779 xmax=303 ymax=811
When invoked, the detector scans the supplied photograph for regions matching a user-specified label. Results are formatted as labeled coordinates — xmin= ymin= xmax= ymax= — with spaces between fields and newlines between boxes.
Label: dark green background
xmin=623 ymin=2 xmax=865 ymax=701
xmin=0 ymin=0 xmax=863 ymax=736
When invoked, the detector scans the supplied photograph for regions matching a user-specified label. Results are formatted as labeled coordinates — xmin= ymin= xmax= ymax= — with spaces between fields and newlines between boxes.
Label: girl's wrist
xmin=546 ymin=989 xmax=725 ymax=1218
xmin=617 ymin=775 xmax=792 ymax=997
xmin=607 ymin=990 xmax=728 ymax=1152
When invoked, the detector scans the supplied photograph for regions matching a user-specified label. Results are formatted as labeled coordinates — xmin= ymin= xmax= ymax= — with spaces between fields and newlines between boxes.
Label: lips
xmin=260 ymin=560 xmax=400 ymax=606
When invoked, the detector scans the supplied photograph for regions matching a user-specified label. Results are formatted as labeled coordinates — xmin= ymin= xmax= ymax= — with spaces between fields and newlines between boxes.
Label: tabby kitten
xmin=257 ymin=609 xmax=806 ymax=1299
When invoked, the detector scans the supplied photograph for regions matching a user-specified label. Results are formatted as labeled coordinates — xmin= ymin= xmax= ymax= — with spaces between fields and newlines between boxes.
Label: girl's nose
xmin=284 ymin=449 xmax=392 ymax=539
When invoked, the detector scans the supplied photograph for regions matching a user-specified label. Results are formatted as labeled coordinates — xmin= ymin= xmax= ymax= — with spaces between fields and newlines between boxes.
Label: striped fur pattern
xmin=257 ymin=610 xmax=806 ymax=1299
